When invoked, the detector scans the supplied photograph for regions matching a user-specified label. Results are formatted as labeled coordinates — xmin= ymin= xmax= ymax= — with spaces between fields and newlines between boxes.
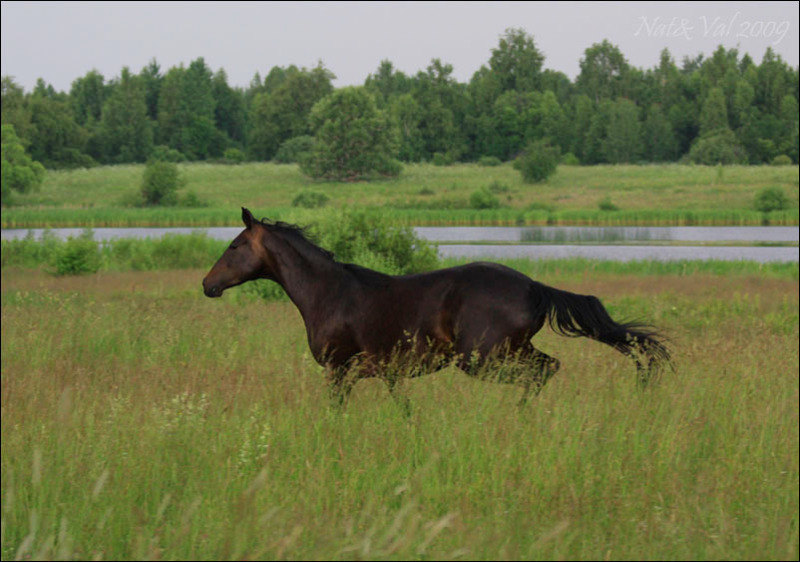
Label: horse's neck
xmin=266 ymin=234 xmax=346 ymax=319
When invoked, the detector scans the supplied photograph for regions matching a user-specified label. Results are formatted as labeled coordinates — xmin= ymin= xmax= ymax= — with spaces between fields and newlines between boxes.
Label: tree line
xmin=2 ymin=28 xmax=798 ymax=171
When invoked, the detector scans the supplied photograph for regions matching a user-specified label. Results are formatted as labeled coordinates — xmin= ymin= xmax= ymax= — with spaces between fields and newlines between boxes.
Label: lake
xmin=2 ymin=226 xmax=798 ymax=262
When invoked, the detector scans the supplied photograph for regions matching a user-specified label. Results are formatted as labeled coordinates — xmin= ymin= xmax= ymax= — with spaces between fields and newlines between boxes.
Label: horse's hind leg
xmin=382 ymin=375 xmax=412 ymax=418
xmin=518 ymin=344 xmax=561 ymax=406
xmin=455 ymin=340 xmax=560 ymax=406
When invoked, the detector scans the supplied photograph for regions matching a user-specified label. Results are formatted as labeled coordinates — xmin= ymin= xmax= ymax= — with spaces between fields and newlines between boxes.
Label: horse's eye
xmin=229 ymin=241 xmax=241 ymax=250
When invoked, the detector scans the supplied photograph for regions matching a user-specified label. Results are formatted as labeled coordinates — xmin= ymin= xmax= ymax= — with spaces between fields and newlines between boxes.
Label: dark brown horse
xmin=203 ymin=208 xmax=670 ymax=406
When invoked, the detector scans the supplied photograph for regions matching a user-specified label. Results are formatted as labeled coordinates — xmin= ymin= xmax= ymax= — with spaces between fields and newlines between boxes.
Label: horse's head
xmin=202 ymin=208 xmax=277 ymax=298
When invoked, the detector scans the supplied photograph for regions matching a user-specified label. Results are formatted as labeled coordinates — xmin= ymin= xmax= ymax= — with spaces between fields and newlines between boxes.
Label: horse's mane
xmin=257 ymin=217 xmax=393 ymax=285
xmin=257 ymin=217 xmax=336 ymax=261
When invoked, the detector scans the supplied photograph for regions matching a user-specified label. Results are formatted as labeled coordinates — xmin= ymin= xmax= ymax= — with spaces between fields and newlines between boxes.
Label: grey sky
xmin=2 ymin=1 xmax=798 ymax=93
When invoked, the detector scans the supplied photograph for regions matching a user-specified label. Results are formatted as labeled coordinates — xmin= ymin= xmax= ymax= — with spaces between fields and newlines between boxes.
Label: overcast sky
xmin=2 ymin=1 xmax=798 ymax=93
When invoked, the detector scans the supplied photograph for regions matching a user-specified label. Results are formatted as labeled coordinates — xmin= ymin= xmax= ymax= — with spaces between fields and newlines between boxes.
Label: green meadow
xmin=2 ymin=162 xmax=798 ymax=227
xmin=2 ymin=161 xmax=798 ymax=559
xmin=1 ymin=261 xmax=798 ymax=560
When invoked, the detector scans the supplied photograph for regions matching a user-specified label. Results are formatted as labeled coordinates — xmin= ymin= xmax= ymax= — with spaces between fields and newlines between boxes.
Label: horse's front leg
xmin=326 ymin=365 xmax=354 ymax=409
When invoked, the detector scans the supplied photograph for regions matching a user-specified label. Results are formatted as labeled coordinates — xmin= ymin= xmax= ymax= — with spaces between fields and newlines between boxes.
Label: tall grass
xmin=1 ymin=269 xmax=797 ymax=560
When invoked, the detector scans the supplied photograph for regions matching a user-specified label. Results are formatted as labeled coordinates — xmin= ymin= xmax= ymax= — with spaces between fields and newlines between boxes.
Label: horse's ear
xmin=242 ymin=207 xmax=254 ymax=229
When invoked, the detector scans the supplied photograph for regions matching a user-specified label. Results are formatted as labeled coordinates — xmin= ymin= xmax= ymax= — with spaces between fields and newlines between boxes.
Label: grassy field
xmin=2 ymin=162 xmax=798 ymax=227
xmin=2 ymin=264 xmax=797 ymax=560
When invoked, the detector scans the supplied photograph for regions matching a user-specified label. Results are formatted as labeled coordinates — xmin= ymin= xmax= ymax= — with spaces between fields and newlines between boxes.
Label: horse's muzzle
xmin=202 ymin=279 xmax=223 ymax=298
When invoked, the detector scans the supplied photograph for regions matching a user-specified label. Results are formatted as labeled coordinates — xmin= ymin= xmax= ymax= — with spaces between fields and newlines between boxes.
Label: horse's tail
xmin=529 ymin=281 xmax=671 ymax=382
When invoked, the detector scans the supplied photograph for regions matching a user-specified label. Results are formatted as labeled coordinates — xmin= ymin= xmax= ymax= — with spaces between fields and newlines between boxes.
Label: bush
xmin=149 ymin=145 xmax=187 ymax=163
xmin=141 ymin=160 xmax=184 ymax=206
xmin=223 ymin=148 xmax=246 ymax=164
xmin=561 ymin=152 xmax=580 ymax=165
xmin=292 ymin=190 xmax=330 ymax=208
xmin=598 ymin=197 xmax=620 ymax=211
xmin=487 ymin=181 xmax=510 ymax=194
xmin=313 ymin=211 xmax=438 ymax=276
xmin=1 ymin=230 xmax=61 ymax=268
xmin=238 ymin=278 xmax=289 ymax=302
xmin=2 ymin=124 xmax=46 ymax=204
xmin=771 ymin=154 xmax=792 ymax=166
xmin=754 ymin=187 xmax=790 ymax=213
xmin=376 ymin=158 xmax=403 ymax=177
xmin=274 ymin=136 xmax=315 ymax=164
xmin=50 ymin=148 xmax=97 ymax=170
xmin=688 ymin=129 xmax=746 ymax=165
xmin=478 ymin=155 xmax=502 ymax=167
xmin=513 ymin=139 xmax=560 ymax=183
xmin=469 ymin=188 xmax=500 ymax=209
xmin=177 ymin=190 xmax=208 ymax=208
xmin=53 ymin=232 xmax=101 ymax=276
xmin=432 ymin=152 xmax=455 ymax=166
xmin=104 ymin=232 xmax=224 ymax=271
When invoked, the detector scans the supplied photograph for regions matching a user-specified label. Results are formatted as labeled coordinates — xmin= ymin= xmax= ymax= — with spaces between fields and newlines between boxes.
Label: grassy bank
xmin=1 ymin=268 xmax=797 ymax=560
xmin=2 ymin=162 xmax=798 ymax=227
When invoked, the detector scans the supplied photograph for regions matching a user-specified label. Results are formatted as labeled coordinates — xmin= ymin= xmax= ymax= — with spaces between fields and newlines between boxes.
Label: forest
xmin=1 ymin=28 xmax=798 ymax=171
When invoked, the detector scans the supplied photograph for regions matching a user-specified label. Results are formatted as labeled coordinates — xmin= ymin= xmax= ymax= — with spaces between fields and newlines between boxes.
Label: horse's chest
xmin=306 ymin=322 xmax=358 ymax=366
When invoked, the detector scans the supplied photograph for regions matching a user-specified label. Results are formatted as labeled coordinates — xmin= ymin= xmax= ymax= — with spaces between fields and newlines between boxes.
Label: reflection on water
xmin=414 ymin=226 xmax=799 ymax=243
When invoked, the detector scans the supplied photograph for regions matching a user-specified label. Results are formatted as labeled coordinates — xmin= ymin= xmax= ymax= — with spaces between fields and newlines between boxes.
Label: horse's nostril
xmin=203 ymin=282 xmax=220 ymax=298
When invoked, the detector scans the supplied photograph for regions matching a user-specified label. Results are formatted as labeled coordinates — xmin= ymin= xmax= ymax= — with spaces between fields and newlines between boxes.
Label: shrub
xmin=598 ymin=197 xmax=620 ymax=211
xmin=52 ymin=232 xmax=101 ymax=276
xmin=688 ymin=129 xmax=746 ymax=165
xmin=313 ymin=211 xmax=438 ymax=276
xmin=432 ymin=152 xmax=456 ymax=166
xmin=487 ymin=181 xmax=510 ymax=194
xmin=513 ymin=139 xmax=560 ymax=183
xmin=469 ymin=188 xmax=500 ymax=209
xmin=149 ymin=145 xmax=187 ymax=163
xmin=177 ymin=190 xmax=208 ymax=208
xmin=274 ymin=136 xmax=315 ymax=164
xmin=2 ymin=124 xmax=46 ymax=204
xmin=105 ymin=232 xmax=223 ymax=271
xmin=292 ymin=190 xmax=330 ymax=209
xmin=754 ymin=187 xmax=790 ymax=213
xmin=376 ymin=158 xmax=403 ymax=177
xmin=1 ymin=230 xmax=60 ymax=268
xmin=239 ymin=279 xmax=289 ymax=302
xmin=50 ymin=148 xmax=97 ymax=170
xmin=141 ymin=160 xmax=184 ymax=206
xmin=478 ymin=155 xmax=502 ymax=167
xmin=561 ymin=152 xmax=580 ymax=165
xmin=223 ymin=148 xmax=246 ymax=164
xmin=771 ymin=154 xmax=792 ymax=166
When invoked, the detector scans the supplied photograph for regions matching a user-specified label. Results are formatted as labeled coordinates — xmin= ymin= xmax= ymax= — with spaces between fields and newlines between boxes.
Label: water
xmin=3 ymin=226 xmax=798 ymax=243
xmin=438 ymin=244 xmax=799 ymax=263
xmin=414 ymin=226 xmax=800 ymax=243
xmin=3 ymin=226 xmax=798 ymax=262
xmin=0 ymin=226 xmax=244 ymax=242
